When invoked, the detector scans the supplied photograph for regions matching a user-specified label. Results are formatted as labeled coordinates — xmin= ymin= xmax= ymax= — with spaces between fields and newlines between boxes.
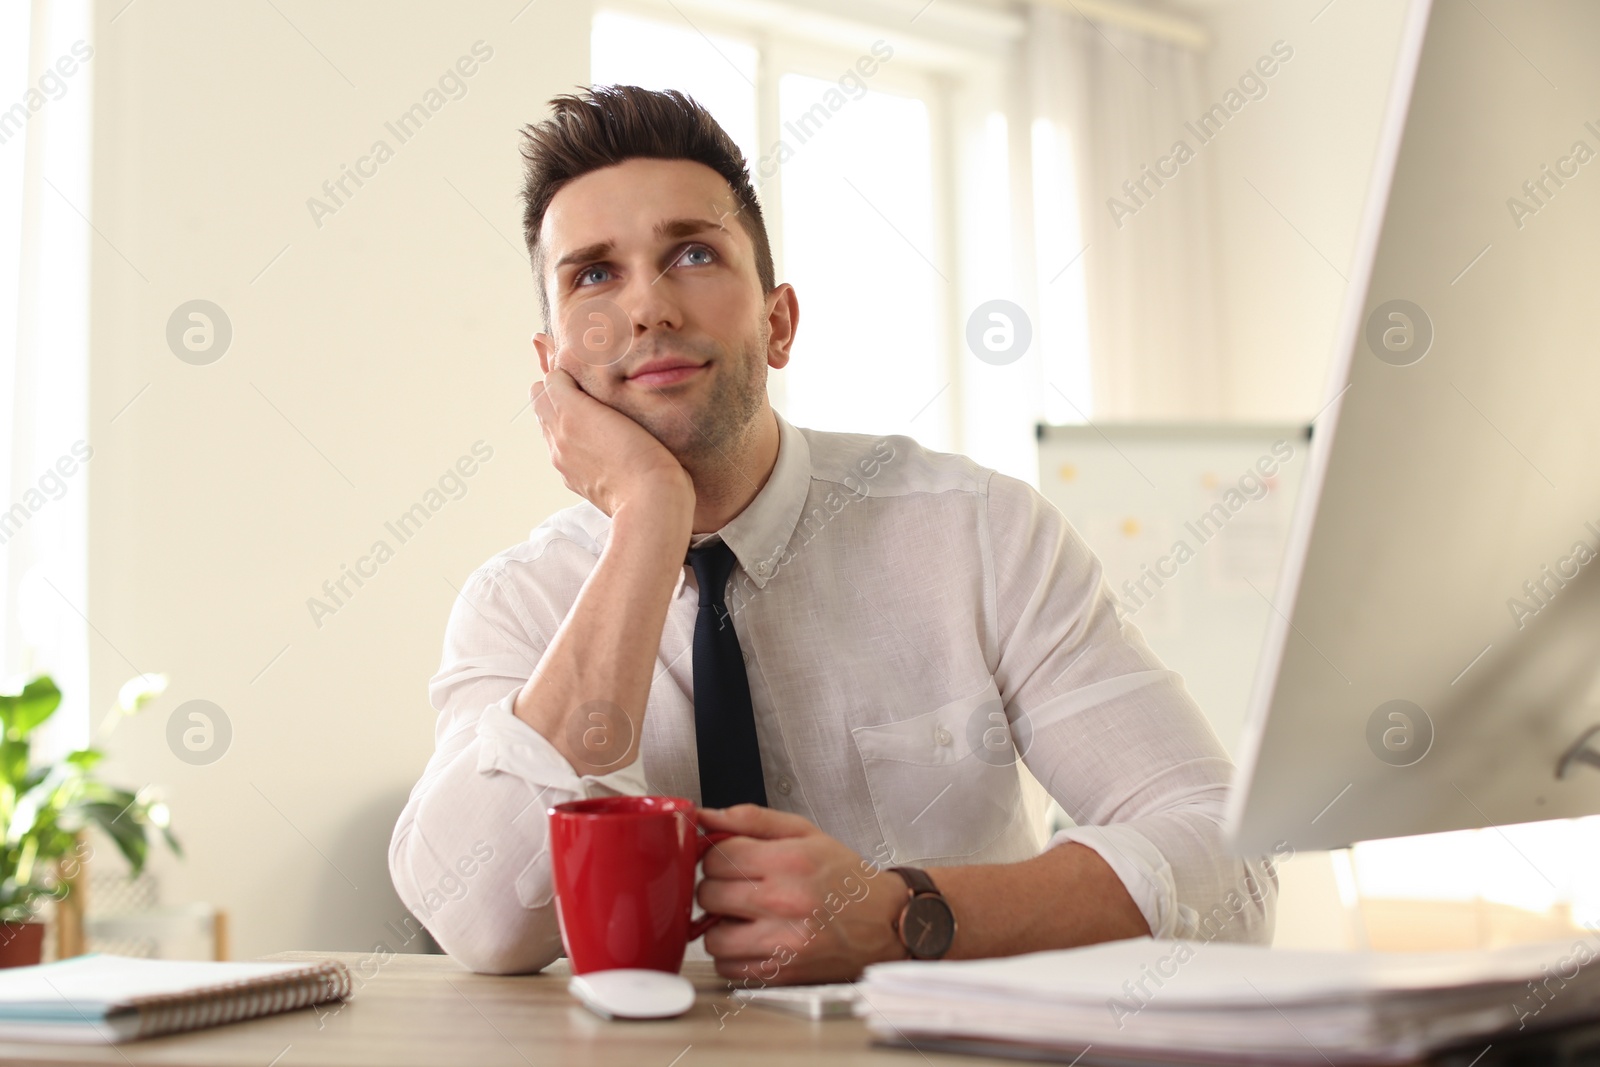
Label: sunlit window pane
xmin=777 ymin=75 xmax=947 ymax=448
xmin=590 ymin=9 xmax=759 ymax=173
xmin=1031 ymin=116 xmax=1093 ymax=426
xmin=958 ymin=110 xmax=1038 ymax=484
xmin=1352 ymin=817 xmax=1595 ymax=917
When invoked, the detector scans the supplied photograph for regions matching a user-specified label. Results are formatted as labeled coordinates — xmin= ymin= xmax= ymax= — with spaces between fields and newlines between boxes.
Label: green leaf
xmin=12 ymin=837 xmax=37 ymax=887
xmin=5 ymin=788 xmax=43 ymax=846
xmin=63 ymin=749 xmax=103 ymax=771
xmin=0 ymin=741 xmax=31 ymax=794
xmin=79 ymin=801 xmax=150 ymax=877
xmin=0 ymin=678 xmax=180 ymax=899
xmin=0 ymin=677 xmax=61 ymax=739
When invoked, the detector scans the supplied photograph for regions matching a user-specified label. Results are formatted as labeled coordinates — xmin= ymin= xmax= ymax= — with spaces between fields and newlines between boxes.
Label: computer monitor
xmin=1227 ymin=0 xmax=1600 ymax=854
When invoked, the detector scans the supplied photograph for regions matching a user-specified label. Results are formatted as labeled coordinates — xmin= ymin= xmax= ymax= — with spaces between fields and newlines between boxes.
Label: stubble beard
xmin=571 ymin=326 xmax=769 ymax=475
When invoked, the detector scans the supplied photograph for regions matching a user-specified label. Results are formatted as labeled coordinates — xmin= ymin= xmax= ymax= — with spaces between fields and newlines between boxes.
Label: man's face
xmin=534 ymin=158 xmax=790 ymax=461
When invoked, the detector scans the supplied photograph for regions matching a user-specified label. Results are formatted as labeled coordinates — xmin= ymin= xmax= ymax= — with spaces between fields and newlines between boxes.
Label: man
xmin=389 ymin=85 xmax=1276 ymax=982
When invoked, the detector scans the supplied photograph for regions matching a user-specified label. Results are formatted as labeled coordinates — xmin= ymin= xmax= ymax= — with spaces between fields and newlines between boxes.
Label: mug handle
xmin=687 ymin=831 xmax=735 ymax=941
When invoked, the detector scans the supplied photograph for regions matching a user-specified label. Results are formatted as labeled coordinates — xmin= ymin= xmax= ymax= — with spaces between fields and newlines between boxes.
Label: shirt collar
xmin=709 ymin=411 xmax=810 ymax=590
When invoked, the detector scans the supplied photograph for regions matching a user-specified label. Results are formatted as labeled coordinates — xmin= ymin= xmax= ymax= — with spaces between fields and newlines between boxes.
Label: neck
xmin=684 ymin=407 xmax=781 ymax=534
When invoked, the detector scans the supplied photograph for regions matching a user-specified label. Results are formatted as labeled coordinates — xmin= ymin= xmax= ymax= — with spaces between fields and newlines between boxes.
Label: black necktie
xmin=687 ymin=540 xmax=768 ymax=808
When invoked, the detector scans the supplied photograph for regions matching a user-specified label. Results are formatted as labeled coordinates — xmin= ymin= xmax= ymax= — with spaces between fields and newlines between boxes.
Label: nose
xmin=616 ymin=268 xmax=683 ymax=339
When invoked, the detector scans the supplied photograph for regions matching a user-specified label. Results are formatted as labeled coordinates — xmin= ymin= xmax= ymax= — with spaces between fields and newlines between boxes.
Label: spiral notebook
xmin=0 ymin=954 xmax=352 ymax=1044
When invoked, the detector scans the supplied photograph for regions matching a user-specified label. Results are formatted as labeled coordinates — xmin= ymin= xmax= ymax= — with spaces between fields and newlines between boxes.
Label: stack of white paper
xmin=857 ymin=937 xmax=1600 ymax=1064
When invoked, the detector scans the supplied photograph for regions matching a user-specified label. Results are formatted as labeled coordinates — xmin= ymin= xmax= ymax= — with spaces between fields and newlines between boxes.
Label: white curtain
xmin=1028 ymin=4 xmax=1224 ymax=420
xmin=1 ymin=0 xmax=92 ymax=753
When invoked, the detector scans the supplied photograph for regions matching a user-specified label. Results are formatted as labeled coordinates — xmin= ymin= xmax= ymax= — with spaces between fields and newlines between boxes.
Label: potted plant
xmin=0 ymin=674 xmax=180 ymax=967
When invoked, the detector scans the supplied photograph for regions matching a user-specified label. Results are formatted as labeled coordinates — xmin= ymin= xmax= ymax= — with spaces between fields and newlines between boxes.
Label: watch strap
xmin=888 ymin=865 xmax=939 ymax=897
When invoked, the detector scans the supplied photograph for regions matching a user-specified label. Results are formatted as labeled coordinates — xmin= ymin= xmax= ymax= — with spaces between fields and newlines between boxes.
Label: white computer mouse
xmin=568 ymin=968 xmax=696 ymax=1020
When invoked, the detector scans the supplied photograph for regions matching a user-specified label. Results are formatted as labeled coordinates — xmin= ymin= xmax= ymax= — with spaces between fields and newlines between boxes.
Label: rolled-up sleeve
xmin=387 ymin=538 xmax=647 ymax=974
xmin=983 ymin=472 xmax=1278 ymax=944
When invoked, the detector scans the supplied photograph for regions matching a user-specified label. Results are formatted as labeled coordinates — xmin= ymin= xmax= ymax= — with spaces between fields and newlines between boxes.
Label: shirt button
xmin=755 ymin=560 xmax=773 ymax=578
xmin=934 ymin=726 xmax=953 ymax=747
xmin=775 ymin=775 xmax=793 ymax=796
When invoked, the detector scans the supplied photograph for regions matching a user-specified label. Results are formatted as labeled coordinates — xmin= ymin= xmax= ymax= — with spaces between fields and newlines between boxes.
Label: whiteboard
xmin=1036 ymin=422 xmax=1311 ymax=755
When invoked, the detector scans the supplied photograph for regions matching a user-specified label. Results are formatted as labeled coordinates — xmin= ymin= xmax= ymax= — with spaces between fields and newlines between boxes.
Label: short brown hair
xmin=518 ymin=85 xmax=776 ymax=327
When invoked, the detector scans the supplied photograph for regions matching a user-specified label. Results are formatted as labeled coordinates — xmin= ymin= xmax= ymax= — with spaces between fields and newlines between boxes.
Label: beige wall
xmin=88 ymin=0 xmax=590 ymax=958
xmin=1197 ymin=0 xmax=1413 ymax=419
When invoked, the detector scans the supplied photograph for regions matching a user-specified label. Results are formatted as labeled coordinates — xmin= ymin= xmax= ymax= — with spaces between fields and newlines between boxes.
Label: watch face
xmin=902 ymin=895 xmax=956 ymax=959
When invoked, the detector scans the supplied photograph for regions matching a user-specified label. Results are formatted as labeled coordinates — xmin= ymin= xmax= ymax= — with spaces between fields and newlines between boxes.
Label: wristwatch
xmin=887 ymin=866 xmax=956 ymax=960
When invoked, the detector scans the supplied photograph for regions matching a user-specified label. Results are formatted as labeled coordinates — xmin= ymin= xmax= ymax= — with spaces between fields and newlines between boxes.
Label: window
xmin=1 ymin=0 xmax=93 ymax=755
xmin=589 ymin=5 xmax=1029 ymax=463
xmin=1351 ymin=819 xmax=1600 ymax=933
xmin=590 ymin=9 xmax=758 ymax=169
xmin=775 ymin=72 xmax=948 ymax=446
xmin=1030 ymin=116 xmax=1093 ymax=426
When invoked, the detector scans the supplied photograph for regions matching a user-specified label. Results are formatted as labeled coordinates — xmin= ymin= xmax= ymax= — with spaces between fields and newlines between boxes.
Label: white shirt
xmin=389 ymin=414 xmax=1277 ymax=973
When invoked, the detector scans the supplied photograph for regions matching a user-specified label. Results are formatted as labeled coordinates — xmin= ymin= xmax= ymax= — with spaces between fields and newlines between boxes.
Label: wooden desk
xmin=0 ymin=952 xmax=1002 ymax=1067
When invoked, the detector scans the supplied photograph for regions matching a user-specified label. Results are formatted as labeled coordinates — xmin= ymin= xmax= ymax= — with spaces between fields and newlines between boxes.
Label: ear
xmin=533 ymin=330 xmax=556 ymax=376
xmin=764 ymin=283 xmax=798 ymax=371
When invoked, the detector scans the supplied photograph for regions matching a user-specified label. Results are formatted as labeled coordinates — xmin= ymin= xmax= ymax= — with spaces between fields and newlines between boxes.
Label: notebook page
xmin=0 ymin=955 xmax=331 ymax=1018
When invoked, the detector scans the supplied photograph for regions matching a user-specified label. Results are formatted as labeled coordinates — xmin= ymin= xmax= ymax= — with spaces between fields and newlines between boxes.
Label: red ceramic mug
xmin=547 ymin=795 xmax=731 ymax=975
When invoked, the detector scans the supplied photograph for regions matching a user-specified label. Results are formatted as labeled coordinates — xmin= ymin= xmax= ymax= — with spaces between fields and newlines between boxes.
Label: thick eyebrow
xmin=551 ymin=217 xmax=728 ymax=275
xmin=552 ymin=240 xmax=613 ymax=275
xmin=654 ymin=216 xmax=726 ymax=241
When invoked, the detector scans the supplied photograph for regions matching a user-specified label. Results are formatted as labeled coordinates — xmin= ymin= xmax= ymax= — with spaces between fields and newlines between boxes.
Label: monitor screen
xmin=1227 ymin=0 xmax=1600 ymax=854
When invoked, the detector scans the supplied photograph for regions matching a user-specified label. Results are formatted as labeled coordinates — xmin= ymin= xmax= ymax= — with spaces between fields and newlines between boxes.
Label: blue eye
xmin=679 ymin=245 xmax=715 ymax=266
xmin=576 ymin=266 xmax=610 ymax=287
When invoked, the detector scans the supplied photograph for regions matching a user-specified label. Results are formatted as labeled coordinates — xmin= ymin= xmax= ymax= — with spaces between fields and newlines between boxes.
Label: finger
xmin=698 ymin=804 xmax=817 ymax=841
xmin=542 ymin=366 xmax=578 ymax=398
xmin=716 ymin=955 xmax=834 ymax=987
xmin=701 ymin=837 xmax=826 ymax=884
xmin=538 ymin=368 xmax=585 ymax=410
xmin=704 ymin=917 xmax=801 ymax=962
xmin=713 ymin=956 xmax=807 ymax=985
xmin=699 ymin=835 xmax=768 ymax=878
xmin=713 ymin=956 xmax=781 ymax=983
xmin=699 ymin=874 xmax=815 ymax=924
xmin=696 ymin=875 xmax=766 ymax=919
xmin=531 ymin=380 xmax=555 ymax=423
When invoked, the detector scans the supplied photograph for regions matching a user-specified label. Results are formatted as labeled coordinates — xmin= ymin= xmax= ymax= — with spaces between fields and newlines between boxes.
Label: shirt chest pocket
xmin=850 ymin=681 xmax=1024 ymax=865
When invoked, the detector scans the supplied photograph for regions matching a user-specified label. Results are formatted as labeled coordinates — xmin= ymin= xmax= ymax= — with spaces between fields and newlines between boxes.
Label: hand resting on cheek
xmin=530 ymin=367 xmax=693 ymax=519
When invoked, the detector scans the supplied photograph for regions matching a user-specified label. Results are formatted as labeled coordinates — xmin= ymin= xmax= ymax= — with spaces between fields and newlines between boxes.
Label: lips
xmin=625 ymin=357 xmax=707 ymax=387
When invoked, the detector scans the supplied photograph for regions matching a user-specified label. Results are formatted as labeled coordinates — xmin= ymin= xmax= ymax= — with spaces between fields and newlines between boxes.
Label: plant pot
xmin=0 ymin=922 xmax=45 ymax=968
